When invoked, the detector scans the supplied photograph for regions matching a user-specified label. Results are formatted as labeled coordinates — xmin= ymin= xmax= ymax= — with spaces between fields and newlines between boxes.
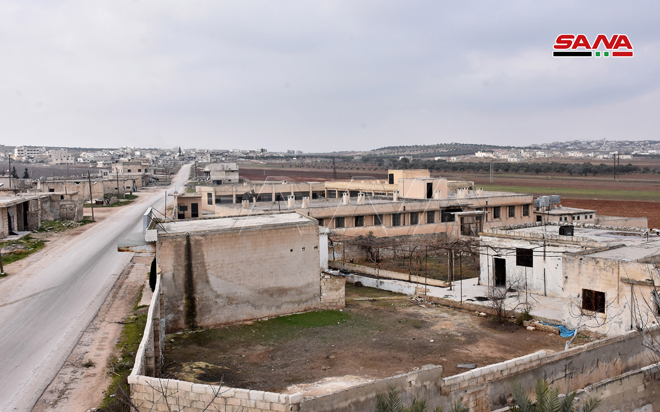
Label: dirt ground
xmin=163 ymin=285 xmax=590 ymax=395
xmin=562 ymin=198 xmax=660 ymax=229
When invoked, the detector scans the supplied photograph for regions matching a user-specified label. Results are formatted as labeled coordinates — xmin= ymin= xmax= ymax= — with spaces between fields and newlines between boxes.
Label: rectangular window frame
xmin=410 ymin=212 xmax=419 ymax=225
xmin=374 ymin=214 xmax=383 ymax=226
xmin=522 ymin=204 xmax=530 ymax=217
xmin=426 ymin=211 xmax=435 ymax=224
xmin=335 ymin=217 xmax=345 ymax=228
xmin=516 ymin=248 xmax=533 ymax=267
xmin=493 ymin=206 xmax=501 ymax=219
xmin=392 ymin=213 xmax=401 ymax=227
xmin=508 ymin=206 xmax=516 ymax=218
xmin=582 ymin=289 xmax=606 ymax=313
xmin=355 ymin=215 xmax=364 ymax=227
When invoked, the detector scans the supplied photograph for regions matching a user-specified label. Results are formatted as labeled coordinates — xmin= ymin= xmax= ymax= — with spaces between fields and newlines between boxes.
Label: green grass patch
xmin=38 ymin=218 xmax=93 ymax=233
xmin=0 ymin=235 xmax=48 ymax=266
xmin=101 ymin=312 xmax=148 ymax=410
xmin=480 ymin=184 xmax=660 ymax=201
xmin=345 ymin=283 xmax=406 ymax=299
xmin=173 ymin=310 xmax=350 ymax=347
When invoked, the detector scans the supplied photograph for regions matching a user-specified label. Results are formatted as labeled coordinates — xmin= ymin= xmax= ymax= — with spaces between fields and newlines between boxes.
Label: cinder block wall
xmin=157 ymin=222 xmax=323 ymax=333
xmin=320 ymin=273 xmax=345 ymax=309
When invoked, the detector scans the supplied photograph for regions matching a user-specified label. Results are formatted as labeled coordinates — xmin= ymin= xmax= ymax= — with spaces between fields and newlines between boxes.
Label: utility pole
xmin=8 ymin=152 xmax=12 ymax=189
xmin=87 ymin=171 xmax=95 ymax=222
xmin=116 ymin=170 xmax=121 ymax=198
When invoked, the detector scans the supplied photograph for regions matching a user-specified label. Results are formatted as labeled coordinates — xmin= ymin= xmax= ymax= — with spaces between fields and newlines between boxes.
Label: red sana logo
xmin=553 ymin=34 xmax=633 ymax=58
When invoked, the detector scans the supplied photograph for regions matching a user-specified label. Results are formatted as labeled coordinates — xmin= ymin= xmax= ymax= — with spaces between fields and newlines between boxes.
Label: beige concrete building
xmin=202 ymin=163 xmax=239 ymax=184
xmin=212 ymin=186 xmax=533 ymax=238
xmin=479 ymin=223 xmax=660 ymax=336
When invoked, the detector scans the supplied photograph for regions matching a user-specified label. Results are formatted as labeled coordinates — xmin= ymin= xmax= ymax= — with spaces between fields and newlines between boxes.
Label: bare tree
xmin=488 ymin=279 xmax=529 ymax=324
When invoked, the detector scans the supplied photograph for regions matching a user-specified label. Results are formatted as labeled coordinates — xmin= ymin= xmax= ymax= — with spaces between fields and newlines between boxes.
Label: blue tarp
xmin=539 ymin=321 xmax=576 ymax=338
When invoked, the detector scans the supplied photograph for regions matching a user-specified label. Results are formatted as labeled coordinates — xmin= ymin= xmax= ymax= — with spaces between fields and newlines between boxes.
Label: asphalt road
xmin=0 ymin=164 xmax=190 ymax=411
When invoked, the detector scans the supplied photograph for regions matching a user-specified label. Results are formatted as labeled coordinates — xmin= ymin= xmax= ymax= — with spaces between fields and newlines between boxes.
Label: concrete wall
xmin=299 ymin=365 xmax=444 ymax=412
xmin=157 ymin=222 xmax=323 ymax=333
xmin=596 ymin=214 xmax=649 ymax=229
xmin=478 ymin=239 xmax=577 ymax=298
xmin=330 ymin=261 xmax=449 ymax=288
xmin=562 ymin=255 xmax=660 ymax=336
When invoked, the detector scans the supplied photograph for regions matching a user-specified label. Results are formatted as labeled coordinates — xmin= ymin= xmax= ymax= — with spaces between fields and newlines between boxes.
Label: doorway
xmin=494 ymin=258 xmax=506 ymax=287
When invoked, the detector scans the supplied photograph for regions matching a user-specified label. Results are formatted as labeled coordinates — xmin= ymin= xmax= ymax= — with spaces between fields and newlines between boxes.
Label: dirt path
xmin=32 ymin=253 xmax=151 ymax=412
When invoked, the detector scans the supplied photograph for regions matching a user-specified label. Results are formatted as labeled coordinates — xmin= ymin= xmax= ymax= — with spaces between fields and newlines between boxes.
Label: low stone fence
xmin=299 ymin=365 xmax=444 ymax=412
xmin=296 ymin=327 xmax=660 ymax=412
xmin=330 ymin=260 xmax=449 ymax=288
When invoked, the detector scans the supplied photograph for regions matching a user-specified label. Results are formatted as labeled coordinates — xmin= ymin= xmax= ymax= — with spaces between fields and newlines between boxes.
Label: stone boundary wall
xmin=330 ymin=261 xmax=449 ymax=288
xmin=320 ymin=272 xmax=346 ymax=309
xmin=595 ymin=214 xmax=648 ymax=229
xmin=129 ymin=376 xmax=303 ymax=412
xmin=299 ymin=365 xmax=444 ymax=412
xmin=439 ymin=328 xmax=660 ymax=411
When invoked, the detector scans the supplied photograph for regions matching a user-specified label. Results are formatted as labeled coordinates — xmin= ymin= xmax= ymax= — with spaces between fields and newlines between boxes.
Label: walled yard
xmin=163 ymin=284 xmax=590 ymax=395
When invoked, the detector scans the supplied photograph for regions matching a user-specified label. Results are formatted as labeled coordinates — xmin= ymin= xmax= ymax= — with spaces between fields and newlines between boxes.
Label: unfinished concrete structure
xmin=202 ymin=162 xmax=239 ymax=184
xmin=479 ymin=222 xmax=660 ymax=336
xmin=0 ymin=192 xmax=83 ymax=239
xmin=152 ymin=213 xmax=341 ymax=332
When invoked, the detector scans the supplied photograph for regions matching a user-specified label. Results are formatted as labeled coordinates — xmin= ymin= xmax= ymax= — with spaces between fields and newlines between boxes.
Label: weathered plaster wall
xmin=157 ymin=222 xmax=322 ymax=333
xmin=562 ymin=255 xmax=659 ymax=336
xmin=479 ymin=239 xmax=573 ymax=298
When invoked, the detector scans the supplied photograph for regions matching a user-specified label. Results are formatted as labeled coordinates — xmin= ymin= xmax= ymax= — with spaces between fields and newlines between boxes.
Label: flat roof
xmin=484 ymin=224 xmax=660 ymax=260
xmin=0 ymin=194 xmax=47 ymax=206
xmin=538 ymin=206 xmax=596 ymax=215
xmin=159 ymin=212 xmax=313 ymax=235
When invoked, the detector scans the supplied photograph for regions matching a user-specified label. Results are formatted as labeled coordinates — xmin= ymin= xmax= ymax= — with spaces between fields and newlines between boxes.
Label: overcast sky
xmin=1 ymin=1 xmax=659 ymax=152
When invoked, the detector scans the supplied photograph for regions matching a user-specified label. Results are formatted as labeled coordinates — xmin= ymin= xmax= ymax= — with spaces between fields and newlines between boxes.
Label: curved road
xmin=0 ymin=164 xmax=190 ymax=411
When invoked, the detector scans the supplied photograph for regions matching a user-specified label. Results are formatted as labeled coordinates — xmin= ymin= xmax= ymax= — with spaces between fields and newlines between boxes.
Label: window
xmin=410 ymin=212 xmax=418 ymax=225
xmin=522 ymin=204 xmax=530 ymax=217
xmin=127 ymin=169 xmax=131 ymax=172
xmin=138 ymin=169 xmax=142 ymax=172
xmin=374 ymin=214 xmax=383 ymax=225
xmin=590 ymin=214 xmax=593 ymax=219
xmin=207 ymin=193 xmax=213 ymax=205
xmin=426 ymin=211 xmax=435 ymax=224
xmin=335 ymin=217 xmax=345 ymax=228
xmin=392 ymin=213 xmax=401 ymax=226
xmin=355 ymin=215 xmax=364 ymax=227
xmin=318 ymin=218 xmax=324 ymax=226
xmin=582 ymin=289 xmax=606 ymax=313
xmin=493 ymin=206 xmax=501 ymax=219
xmin=516 ymin=248 xmax=533 ymax=267
xmin=178 ymin=204 xmax=188 ymax=212
xmin=441 ymin=208 xmax=460 ymax=222
xmin=48 ymin=188 xmax=55 ymax=192
xmin=508 ymin=206 xmax=516 ymax=218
